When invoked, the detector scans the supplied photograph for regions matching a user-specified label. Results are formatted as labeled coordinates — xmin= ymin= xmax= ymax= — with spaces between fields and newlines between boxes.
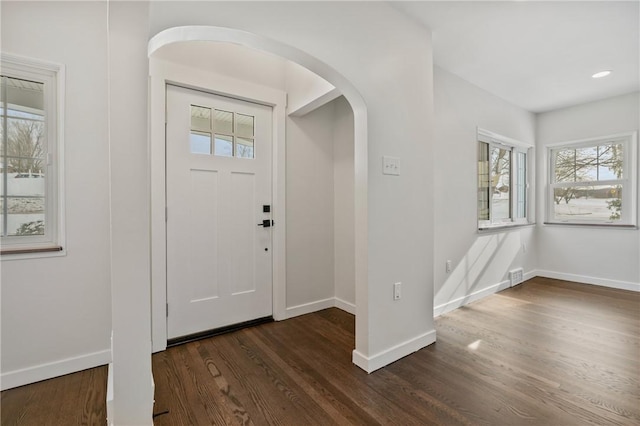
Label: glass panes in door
xmin=189 ymin=104 xmax=255 ymax=159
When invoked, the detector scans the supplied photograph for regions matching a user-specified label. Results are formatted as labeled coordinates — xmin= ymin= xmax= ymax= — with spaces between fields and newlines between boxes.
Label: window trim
xmin=1 ymin=53 xmax=65 ymax=258
xmin=477 ymin=128 xmax=534 ymax=231
xmin=545 ymin=131 xmax=637 ymax=227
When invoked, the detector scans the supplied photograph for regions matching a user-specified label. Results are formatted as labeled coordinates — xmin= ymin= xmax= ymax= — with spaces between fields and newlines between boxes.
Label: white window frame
xmin=546 ymin=132 xmax=637 ymax=227
xmin=1 ymin=53 xmax=65 ymax=256
xmin=478 ymin=128 xmax=533 ymax=230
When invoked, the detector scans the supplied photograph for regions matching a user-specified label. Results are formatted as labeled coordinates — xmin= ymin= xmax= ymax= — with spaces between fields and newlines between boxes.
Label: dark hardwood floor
xmin=0 ymin=364 xmax=107 ymax=425
xmin=2 ymin=277 xmax=639 ymax=425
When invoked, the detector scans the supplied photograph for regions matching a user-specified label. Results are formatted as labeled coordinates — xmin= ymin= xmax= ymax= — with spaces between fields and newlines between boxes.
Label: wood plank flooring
xmin=0 ymin=364 xmax=107 ymax=425
xmin=2 ymin=277 xmax=639 ymax=425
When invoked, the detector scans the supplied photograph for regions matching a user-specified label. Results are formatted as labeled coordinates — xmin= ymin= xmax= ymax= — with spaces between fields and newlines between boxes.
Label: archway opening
xmin=147 ymin=26 xmax=368 ymax=366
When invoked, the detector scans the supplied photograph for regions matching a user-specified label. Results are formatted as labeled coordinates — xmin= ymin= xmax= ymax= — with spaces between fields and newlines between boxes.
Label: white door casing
xmin=166 ymin=84 xmax=273 ymax=339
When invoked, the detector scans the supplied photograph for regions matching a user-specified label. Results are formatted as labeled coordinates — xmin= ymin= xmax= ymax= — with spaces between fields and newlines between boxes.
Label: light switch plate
xmin=382 ymin=156 xmax=400 ymax=176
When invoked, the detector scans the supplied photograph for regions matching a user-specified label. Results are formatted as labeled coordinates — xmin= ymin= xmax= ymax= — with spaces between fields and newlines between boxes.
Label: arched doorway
xmin=147 ymin=26 xmax=368 ymax=364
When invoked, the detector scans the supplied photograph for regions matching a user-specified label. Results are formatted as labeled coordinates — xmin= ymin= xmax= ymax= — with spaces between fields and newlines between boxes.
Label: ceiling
xmin=153 ymin=41 xmax=289 ymax=91
xmin=393 ymin=1 xmax=639 ymax=113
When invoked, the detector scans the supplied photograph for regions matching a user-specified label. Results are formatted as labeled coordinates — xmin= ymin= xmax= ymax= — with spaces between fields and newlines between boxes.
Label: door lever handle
xmin=257 ymin=219 xmax=274 ymax=228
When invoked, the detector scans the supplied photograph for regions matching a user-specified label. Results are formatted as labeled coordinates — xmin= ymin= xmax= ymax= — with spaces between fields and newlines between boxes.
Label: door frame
xmin=149 ymin=56 xmax=287 ymax=352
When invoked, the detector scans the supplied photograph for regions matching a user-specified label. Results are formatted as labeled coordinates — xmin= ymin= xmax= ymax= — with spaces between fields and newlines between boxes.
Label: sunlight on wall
xmin=436 ymin=232 xmax=522 ymax=312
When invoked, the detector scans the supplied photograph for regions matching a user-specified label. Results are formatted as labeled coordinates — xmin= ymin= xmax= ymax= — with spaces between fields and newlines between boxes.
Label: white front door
xmin=166 ymin=84 xmax=273 ymax=339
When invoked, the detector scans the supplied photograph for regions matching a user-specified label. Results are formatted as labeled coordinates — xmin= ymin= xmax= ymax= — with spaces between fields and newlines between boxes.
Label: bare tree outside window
xmin=7 ymin=116 xmax=45 ymax=173
xmin=552 ymin=143 xmax=623 ymax=220
xmin=1 ymin=75 xmax=47 ymax=237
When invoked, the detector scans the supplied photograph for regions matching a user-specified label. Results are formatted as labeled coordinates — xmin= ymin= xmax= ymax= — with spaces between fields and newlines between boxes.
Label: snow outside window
xmin=547 ymin=132 xmax=637 ymax=227
xmin=477 ymin=128 xmax=532 ymax=230
xmin=1 ymin=54 xmax=63 ymax=255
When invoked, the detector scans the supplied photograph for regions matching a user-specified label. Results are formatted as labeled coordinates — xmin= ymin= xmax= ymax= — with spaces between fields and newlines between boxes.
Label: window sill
xmin=1 ymin=245 xmax=64 ymax=258
xmin=543 ymin=222 xmax=638 ymax=230
xmin=478 ymin=222 xmax=535 ymax=234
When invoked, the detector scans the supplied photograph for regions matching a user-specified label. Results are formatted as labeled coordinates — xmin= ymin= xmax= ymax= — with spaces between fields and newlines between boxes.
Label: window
xmin=547 ymin=132 xmax=637 ymax=226
xmin=1 ymin=54 xmax=63 ymax=254
xmin=478 ymin=129 xmax=532 ymax=229
xmin=190 ymin=105 xmax=255 ymax=159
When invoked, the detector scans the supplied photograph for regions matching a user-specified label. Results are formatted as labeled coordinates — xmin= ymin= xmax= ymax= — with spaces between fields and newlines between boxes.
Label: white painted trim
xmin=334 ymin=297 xmax=356 ymax=315
xmin=434 ymin=270 xmax=538 ymax=317
xmin=434 ymin=269 xmax=638 ymax=319
xmin=285 ymin=298 xmax=335 ymax=319
xmin=0 ymin=349 xmax=111 ymax=391
xmin=544 ymin=131 xmax=638 ymax=148
xmin=536 ymin=270 xmax=640 ymax=292
xmin=0 ymin=53 xmax=66 ymax=257
xmin=434 ymin=279 xmax=511 ymax=317
xmin=285 ymin=297 xmax=357 ymax=319
xmin=545 ymin=131 xmax=637 ymax=226
xmin=523 ymin=269 xmax=537 ymax=282
xmin=106 ymin=363 xmax=114 ymax=426
xmin=352 ymin=330 xmax=436 ymax=374
xmin=288 ymin=87 xmax=341 ymax=117
xmin=477 ymin=127 xmax=533 ymax=148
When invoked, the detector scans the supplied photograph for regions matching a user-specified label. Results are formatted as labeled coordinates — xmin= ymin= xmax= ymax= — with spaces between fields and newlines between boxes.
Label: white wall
xmin=286 ymin=102 xmax=336 ymax=310
xmin=153 ymin=41 xmax=288 ymax=91
xmin=333 ymin=96 xmax=356 ymax=309
xmin=536 ymin=92 xmax=640 ymax=289
xmin=0 ymin=2 xmax=112 ymax=390
xmin=286 ymin=61 xmax=339 ymax=116
xmin=433 ymin=66 xmax=537 ymax=315
xmin=285 ymin=95 xmax=356 ymax=316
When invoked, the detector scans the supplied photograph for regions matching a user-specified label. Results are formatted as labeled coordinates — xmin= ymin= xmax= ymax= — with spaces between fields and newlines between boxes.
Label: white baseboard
xmin=285 ymin=297 xmax=356 ymax=319
xmin=352 ymin=329 xmax=436 ymax=373
xmin=1 ymin=349 xmax=111 ymax=391
xmin=107 ymin=363 xmax=114 ymax=426
xmin=536 ymin=270 xmax=640 ymax=292
xmin=334 ymin=297 xmax=356 ymax=315
xmin=523 ymin=270 xmax=537 ymax=282
xmin=285 ymin=297 xmax=335 ymax=319
xmin=434 ymin=279 xmax=511 ymax=317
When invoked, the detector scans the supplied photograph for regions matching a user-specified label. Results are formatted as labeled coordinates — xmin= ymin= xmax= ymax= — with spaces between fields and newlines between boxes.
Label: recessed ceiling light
xmin=592 ymin=70 xmax=612 ymax=79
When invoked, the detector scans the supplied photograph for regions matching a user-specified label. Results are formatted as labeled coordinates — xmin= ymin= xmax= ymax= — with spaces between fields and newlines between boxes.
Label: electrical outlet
xmin=446 ymin=260 xmax=452 ymax=273
xmin=393 ymin=282 xmax=401 ymax=300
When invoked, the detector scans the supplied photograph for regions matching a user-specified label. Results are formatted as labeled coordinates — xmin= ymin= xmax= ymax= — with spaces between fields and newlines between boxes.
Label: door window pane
xmin=191 ymin=105 xmax=211 ymax=132
xmin=214 ymin=135 xmax=233 ymax=157
xmin=236 ymin=114 xmax=254 ymax=138
xmin=190 ymin=131 xmax=211 ymax=155
xmin=236 ymin=137 xmax=254 ymax=159
xmin=214 ymin=109 xmax=233 ymax=134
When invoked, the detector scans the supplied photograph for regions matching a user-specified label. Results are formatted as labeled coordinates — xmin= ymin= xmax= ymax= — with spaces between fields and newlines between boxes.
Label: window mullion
xmin=488 ymin=144 xmax=493 ymax=223
xmin=2 ymin=76 xmax=8 ymax=237
xmin=509 ymin=149 xmax=513 ymax=221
